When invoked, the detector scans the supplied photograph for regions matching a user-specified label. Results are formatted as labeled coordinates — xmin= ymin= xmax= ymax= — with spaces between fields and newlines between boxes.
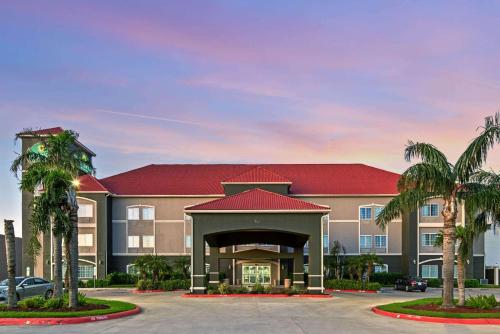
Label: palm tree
xmin=361 ymin=253 xmax=382 ymax=283
xmin=173 ymin=257 xmax=191 ymax=280
xmin=11 ymin=129 xmax=93 ymax=306
xmin=329 ymin=240 xmax=346 ymax=280
xmin=376 ymin=113 xmax=500 ymax=307
xmin=3 ymin=220 xmax=17 ymax=308
xmin=346 ymin=257 xmax=364 ymax=281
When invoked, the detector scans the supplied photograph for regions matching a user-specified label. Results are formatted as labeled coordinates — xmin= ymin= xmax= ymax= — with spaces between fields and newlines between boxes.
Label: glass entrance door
xmin=242 ymin=264 xmax=271 ymax=285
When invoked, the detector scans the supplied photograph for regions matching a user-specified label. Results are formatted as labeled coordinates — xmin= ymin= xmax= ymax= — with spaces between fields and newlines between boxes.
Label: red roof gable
xmin=185 ymin=188 xmax=330 ymax=212
xmin=77 ymin=174 xmax=108 ymax=192
xmin=222 ymin=166 xmax=291 ymax=184
xmin=99 ymin=164 xmax=400 ymax=196
xmin=18 ymin=127 xmax=64 ymax=136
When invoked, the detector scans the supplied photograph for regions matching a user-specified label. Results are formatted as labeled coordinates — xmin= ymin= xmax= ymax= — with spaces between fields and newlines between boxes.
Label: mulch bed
xmin=1 ymin=304 xmax=109 ymax=313
xmin=406 ymin=304 xmax=500 ymax=314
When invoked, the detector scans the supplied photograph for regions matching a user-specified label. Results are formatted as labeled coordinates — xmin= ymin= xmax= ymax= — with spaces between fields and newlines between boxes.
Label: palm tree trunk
xmin=4 ymin=220 xmax=17 ymax=308
xmin=53 ymin=233 xmax=63 ymax=298
xmin=441 ymin=200 xmax=457 ymax=308
xmin=457 ymin=256 xmax=466 ymax=306
xmin=67 ymin=188 xmax=80 ymax=308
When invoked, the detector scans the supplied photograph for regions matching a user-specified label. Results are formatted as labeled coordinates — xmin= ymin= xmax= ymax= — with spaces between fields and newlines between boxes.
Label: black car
xmin=394 ymin=276 xmax=427 ymax=292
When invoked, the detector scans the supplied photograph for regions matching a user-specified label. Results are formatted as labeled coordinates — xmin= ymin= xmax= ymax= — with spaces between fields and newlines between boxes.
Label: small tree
xmin=346 ymin=257 xmax=364 ymax=281
xmin=329 ymin=240 xmax=346 ymax=280
xmin=4 ymin=220 xmax=17 ymax=308
xmin=361 ymin=254 xmax=382 ymax=283
xmin=173 ymin=257 xmax=190 ymax=280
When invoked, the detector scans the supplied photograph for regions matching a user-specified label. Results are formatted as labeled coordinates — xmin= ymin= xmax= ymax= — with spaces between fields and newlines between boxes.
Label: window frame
xmin=422 ymin=204 xmax=439 ymax=217
xmin=374 ymin=235 xmax=387 ymax=248
xmin=142 ymin=207 xmax=155 ymax=220
xmin=421 ymin=264 xmax=439 ymax=278
xmin=360 ymin=207 xmax=372 ymax=220
xmin=421 ymin=233 xmax=438 ymax=247
xmin=78 ymin=233 xmax=94 ymax=247
xmin=142 ymin=235 xmax=155 ymax=248
xmin=359 ymin=235 xmax=373 ymax=249
xmin=127 ymin=207 xmax=140 ymax=220
xmin=77 ymin=203 xmax=94 ymax=218
xmin=128 ymin=235 xmax=140 ymax=248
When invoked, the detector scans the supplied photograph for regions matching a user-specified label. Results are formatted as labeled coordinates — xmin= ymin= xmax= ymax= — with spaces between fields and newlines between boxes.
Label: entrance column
xmin=293 ymin=247 xmax=305 ymax=289
xmin=307 ymin=222 xmax=324 ymax=294
xmin=208 ymin=247 xmax=220 ymax=288
xmin=191 ymin=220 xmax=206 ymax=294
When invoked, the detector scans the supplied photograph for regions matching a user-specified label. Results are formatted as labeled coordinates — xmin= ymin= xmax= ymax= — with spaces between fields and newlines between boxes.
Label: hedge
xmin=324 ymin=279 xmax=381 ymax=291
xmin=370 ymin=272 xmax=404 ymax=285
xmin=136 ymin=279 xmax=190 ymax=291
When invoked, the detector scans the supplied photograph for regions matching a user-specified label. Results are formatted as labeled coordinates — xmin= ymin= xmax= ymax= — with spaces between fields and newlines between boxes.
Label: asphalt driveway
xmin=1 ymin=288 xmax=499 ymax=334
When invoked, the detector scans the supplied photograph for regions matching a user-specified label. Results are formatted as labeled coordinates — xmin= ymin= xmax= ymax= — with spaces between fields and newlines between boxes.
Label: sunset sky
xmin=1 ymin=1 xmax=500 ymax=233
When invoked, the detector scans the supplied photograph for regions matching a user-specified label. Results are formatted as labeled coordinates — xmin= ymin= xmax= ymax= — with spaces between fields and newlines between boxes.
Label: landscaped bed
xmin=0 ymin=297 xmax=137 ymax=318
xmin=373 ymin=296 xmax=500 ymax=324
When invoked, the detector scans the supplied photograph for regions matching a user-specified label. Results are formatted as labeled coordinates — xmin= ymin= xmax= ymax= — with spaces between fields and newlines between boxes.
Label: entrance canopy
xmin=204 ymin=229 xmax=309 ymax=248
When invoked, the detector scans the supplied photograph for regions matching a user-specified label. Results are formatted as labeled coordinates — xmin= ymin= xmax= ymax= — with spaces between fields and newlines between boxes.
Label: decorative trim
xmin=111 ymin=194 xmax=224 ymax=198
xmin=220 ymin=181 xmax=292 ymax=185
xmin=185 ymin=209 xmax=330 ymax=213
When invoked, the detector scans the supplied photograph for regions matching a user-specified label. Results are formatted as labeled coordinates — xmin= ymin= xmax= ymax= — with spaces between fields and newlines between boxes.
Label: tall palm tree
xmin=11 ymin=129 xmax=93 ymax=306
xmin=376 ymin=113 xmax=500 ymax=307
xmin=3 ymin=220 xmax=17 ymax=308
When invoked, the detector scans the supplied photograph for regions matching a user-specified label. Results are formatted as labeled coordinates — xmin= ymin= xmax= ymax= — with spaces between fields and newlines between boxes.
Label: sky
xmin=1 ymin=1 xmax=500 ymax=235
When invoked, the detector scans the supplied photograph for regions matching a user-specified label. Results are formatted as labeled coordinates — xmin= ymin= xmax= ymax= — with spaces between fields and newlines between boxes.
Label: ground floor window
xmin=374 ymin=264 xmax=388 ymax=273
xmin=126 ymin=264 xmax=138 ymax=275
xmin=242 ymin=264 xmax=271 ymax=285
xmin=421 ymin=264 xmax=439 ymax=278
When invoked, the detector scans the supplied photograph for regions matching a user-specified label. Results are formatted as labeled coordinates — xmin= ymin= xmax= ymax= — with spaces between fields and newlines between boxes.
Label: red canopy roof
xmin=17 ymin=127 xmax=64 ymax=136
xmin=185 ymin=188 xmax=330 ymax=212
xmin=99 ymin=164 xmax=400 ymax=196
xmin=77 ymin=174 xmax=108 ymax=192
xmin=222 ymin=166 xmax=291 ymax=184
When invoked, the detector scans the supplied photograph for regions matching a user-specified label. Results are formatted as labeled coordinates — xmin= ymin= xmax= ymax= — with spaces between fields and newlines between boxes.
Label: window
xmin=142 ymin=207 xmax=154 ymax=220
xmin=454 ymin=264 xmax=458 ymax=279
xmin=421 ymin=264 xmax=439 ymax=278
xmin=78 ymin=234 xmax=93 ymax=247
xmin=323 ymin=235 xmax=329 ymax=254
xmin=304 ymin=241 xmax=309 ymax=255
xmin=126 ymin=264 xmax=138 ymax=275
xmin=127 ymin=207 xmax=140 ymax=220
xmin=422 ymin=204 xmax=439 ymax=217
xmin=421 ymin=233 xmax=438 ymax=247
xmin=78 ymin=265 xmax=94 ymax=279
xmin=128 ymin=236 xmax=139 ymax=248
xmin=360 ymin=235 xmax=372 ymax=249
xmin=374 ymin=235 xmax=387 ymax=248
xmin=374 ymin=207 xmax=383 ymax=219
xmin=34 ymin=278 xmax=48 ymax=284
xmin=78 ymin=204 xmax=93 ymax=218
xmin=360 ymin=207 xmax=372 ymax=220
xmin=374 ymin=264 xmax=388 ymax=273
xmin=185 ymin=235 xmax=192 ymax=248
xmin=142 ymin=235 xmax=155 ymax=248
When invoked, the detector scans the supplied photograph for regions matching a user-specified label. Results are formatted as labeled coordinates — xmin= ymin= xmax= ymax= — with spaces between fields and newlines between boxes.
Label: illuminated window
xmin=78 ymin=204 xmax=93 ymax=218
xmin=127 ymin=208 xmax=140 ymax=220
xmin=128 ymin=236 xmax=139 ymax=248
xmin=142 ymin=235 xmax=155 ymax=248
xmin=78 ymin=234 xmax=93 ymax=247
xmin=142 ymin=207 xmax=155 ymax=220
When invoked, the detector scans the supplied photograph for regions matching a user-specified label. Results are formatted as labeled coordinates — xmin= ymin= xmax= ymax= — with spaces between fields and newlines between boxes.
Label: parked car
xmin=0 ymin=276 xmax=54 ymax=302
xmin=394 ymin=276 xmax=427 ymax=292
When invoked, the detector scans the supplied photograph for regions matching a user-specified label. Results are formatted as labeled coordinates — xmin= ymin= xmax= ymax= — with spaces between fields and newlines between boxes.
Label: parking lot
xmin=1 ymin=288 xmax=499 ymax=334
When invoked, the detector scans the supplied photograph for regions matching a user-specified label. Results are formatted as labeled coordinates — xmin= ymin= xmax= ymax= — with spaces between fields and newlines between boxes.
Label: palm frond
xmin=405 ymin=141 xmax=452 ymax=176
xmin=455 ymin=113 xmax=500 ymax=182
xmin=398 ymin=162 xmax=454 ymax=194
xmin=375 ymin=189 xmax=434 ymax=228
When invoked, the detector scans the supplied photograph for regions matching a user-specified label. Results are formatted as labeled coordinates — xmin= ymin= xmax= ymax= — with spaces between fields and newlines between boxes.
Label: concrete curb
xmin=326 ymin=289 xmax=378 ymax=294
xmin=132 ymin=289 xmax=165 ymax=294
xmin=0 ymin=306 xmax=141 ymax=326
xmin=182 ymin=294 xmax=332 ymax=298
xmin=372 ymin=307 xmax=500 ymax=325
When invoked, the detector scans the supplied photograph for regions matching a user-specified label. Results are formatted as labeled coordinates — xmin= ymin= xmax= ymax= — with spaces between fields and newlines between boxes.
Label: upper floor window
xmin=142 ymin=235 xmax=155 ymax=248
xmin=142 ymin=207 xmax=155 ymax=220
xmin=128 ymin=235 xmax=140 ymax=248
xmin=374 ymin=235 xmax=387 ymax=248
xmin=422 ymin=204 xmax=439 ymax=217
xmin=360 ymin=207 xmax=372 ymax=220
xmin=421 ymin=233 xmax=438 ymax=247
xmin=78 ymin=234 xmax=93 ymax=247
xmin=127 ymin=207 xmax=140 ymax=220
xmin=185 ymin=235 xmax=192 ymax=248
xmin=374 ymin=207 xmax=383 ymax=219
xmin=360 ymin=235 xmax=372 ymax=249
xmin=78 ymin=204 xmax=93 ymax=218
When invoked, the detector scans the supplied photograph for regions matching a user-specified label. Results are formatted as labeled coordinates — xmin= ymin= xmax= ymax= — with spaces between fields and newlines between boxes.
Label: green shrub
xmin=425 ymin=278 xmax=442 ymax=288
xmin=465 ymin=294 xmax=498 ymax=310
xmin=18 ymin=296 xmax=46 ymax=309
xmin=106 ymin=272 xmax=137 ymax=285
xmin=78 ymin=279 xmax=110 ymax=288
xmin=207 ymin=286 xmax=218 ymax=294
xmin=161 ymin=279 xmax=190 ymax=291
xmin=77 ymin=292 xmax=88 ymax=306
xmin=264 ymin=285 xmax=273 ymax=294
xmin=252 ymin=283 xmax=265 ymax=294
xmin=371 ymin=272 xmax=404 ymax=285
xmin=44 ymin=297 xmax=65 ymax=309
xmin=324 ymin=279 xmax=381 ymax=291
xmin=464 ymin=279 xmax=480 ymax=288
xmin=218 ymin=283 xmax=231 ymax=295
xmin=0 ymin=303 xmax=6 ymax=310
xmin=234 ymin=286 xmax=249 ymax=294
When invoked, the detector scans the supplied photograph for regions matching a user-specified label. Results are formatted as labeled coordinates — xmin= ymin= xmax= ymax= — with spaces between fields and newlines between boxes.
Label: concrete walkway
xmin=1 ymin=288 xmax=499 ymax=333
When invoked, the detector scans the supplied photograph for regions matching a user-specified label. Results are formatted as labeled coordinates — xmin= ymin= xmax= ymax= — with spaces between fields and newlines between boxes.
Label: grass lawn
xmin=0 ymin=298 xmax=136 ymax=318
xmin=377 ymin=298 xmax=500 ymax=319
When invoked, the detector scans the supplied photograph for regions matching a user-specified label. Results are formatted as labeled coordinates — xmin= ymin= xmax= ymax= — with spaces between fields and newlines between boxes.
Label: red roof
xmin=77 ymin=174 xmax=108 ymax=192
xmin=99 ymin=164 xmax=400 ymax=196
xmin=185 ymin=188 xmax=330 ymax=212
xmin=222 ymin=166 xmax=291 ymax=184
xmin=18 ymin=127 xmax=64 ymax=136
